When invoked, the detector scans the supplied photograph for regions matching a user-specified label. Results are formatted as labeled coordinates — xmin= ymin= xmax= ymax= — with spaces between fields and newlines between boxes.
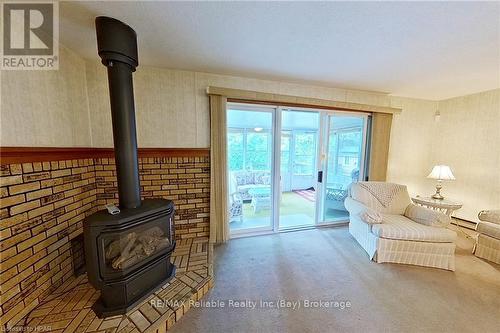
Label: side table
xmin=411 ymin=196 xmax=469 ymax=238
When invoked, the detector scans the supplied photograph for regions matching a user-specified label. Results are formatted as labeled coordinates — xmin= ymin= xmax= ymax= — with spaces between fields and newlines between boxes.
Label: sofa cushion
xmin=234 ymin=172 xmax=254 ymax=186
xmin=404 ymin=204 xmax=451 ymax=227
xmin=254 ymin=172 xmax=271 ymax=185
xmin=477 ymin=221 xmax=500 ymax=240
xmin=371 ymin=214 xmax=456 ymax=243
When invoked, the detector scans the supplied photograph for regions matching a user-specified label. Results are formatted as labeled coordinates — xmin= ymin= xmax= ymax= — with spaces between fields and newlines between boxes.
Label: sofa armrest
xmin=345 ymin=197 xmax=382 ymax=224
xmin=404 ymin=203 xmax=451 ymax=227
xmin=478 ymin=210 xmax=500 ymax=225
xmin=345 ymin=197 xmax=368 ymax=215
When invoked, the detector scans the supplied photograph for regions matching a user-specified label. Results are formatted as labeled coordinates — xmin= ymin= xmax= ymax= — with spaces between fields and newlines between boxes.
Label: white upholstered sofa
xmin=474 ymin=210 xmax=500 ymax=264
xmin=345 ymin=182 xmax=457 ymax=271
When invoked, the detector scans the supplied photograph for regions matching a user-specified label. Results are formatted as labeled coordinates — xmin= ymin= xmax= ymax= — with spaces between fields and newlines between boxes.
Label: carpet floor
xmin=170 ymin=226 xmax=500 ymax=333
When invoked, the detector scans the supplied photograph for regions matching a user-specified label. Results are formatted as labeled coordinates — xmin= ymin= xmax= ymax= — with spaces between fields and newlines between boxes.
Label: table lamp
xmin=427 ymin=165 xmax=455 ymax=200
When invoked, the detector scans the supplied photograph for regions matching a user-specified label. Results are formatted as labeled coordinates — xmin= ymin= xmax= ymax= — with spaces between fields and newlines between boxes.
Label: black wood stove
xmin=84 ymin=17 xmax=175 ymax=318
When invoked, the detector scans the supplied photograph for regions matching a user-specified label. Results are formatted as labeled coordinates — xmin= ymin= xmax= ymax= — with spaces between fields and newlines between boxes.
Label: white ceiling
xmin=60 ymin=1 xmax=500 ymax=100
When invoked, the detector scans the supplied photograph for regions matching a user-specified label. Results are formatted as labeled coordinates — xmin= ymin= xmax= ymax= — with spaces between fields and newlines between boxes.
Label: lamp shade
xmin=427 ymin=165 xmax=456 ymax=180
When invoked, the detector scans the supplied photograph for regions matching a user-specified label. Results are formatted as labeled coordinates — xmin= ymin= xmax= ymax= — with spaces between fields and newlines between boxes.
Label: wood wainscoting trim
xmin=0 ymin=147 xmax=210 ymax=164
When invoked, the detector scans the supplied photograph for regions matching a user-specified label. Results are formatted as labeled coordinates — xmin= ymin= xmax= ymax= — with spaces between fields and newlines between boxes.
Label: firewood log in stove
xmin=109 ymin=227 xmax=171 ymax=270
xmin=138 ymin=227 xmax=166 ymax=255
xmin=112 ymin=243 xmax=145 ymax=269
xmin=106 ymin=232 xmax=137 ymax=260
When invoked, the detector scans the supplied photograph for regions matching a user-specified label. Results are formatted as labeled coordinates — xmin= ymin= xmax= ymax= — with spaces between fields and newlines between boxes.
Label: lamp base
xmin=432 ymin=193 xmax=444 ymax=200
xmin=432 ymin=181 xmax=444 ymax=200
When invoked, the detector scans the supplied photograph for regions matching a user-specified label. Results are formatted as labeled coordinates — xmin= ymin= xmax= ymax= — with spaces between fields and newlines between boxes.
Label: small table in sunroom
xmin=248 ymin=187 xmax=271 ymax=213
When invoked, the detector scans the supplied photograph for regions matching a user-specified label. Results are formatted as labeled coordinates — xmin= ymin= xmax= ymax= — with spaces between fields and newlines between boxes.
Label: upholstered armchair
xmin=345 ymin=182 xmax=457 ymax=270
xmin=474 ymin=210 xmax=500 ymax=264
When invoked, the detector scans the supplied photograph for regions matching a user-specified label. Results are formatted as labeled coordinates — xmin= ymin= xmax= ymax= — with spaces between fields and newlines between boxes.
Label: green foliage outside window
xmin=246 ymin=132 xmax=270 ymax=170
xmin=228 ymin=129 xmax=271 ymax=171
xmin=293 ymin=132 xmax=316 ymax=175
xmin=228 ymin=132 xmax=244 ymax=170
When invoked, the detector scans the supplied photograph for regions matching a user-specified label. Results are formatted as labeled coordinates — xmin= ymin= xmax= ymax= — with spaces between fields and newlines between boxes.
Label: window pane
xmin=227 ymin=131 xmax=244 ymax=171
xmin=281 ymin=152 xmax=289 ymax=172
xmin=337 ymin=131 xmax=362 ymax=177
xmin=293 ymin=133 xmax=316 ymax=175
xmin=281 ymin=133 xmax=291 ymax=173
xmin=323 ymin=115 xmax=365 ymax=223
xmin=247 ymin=132 xmax=268 ymax=151
xmin=227 ymin=107 xmax=273 ymax=233
xmin=246 ymin=132 xmax=270 ymax=170
xmin=293 ymin=155 xmax=314 ymax=175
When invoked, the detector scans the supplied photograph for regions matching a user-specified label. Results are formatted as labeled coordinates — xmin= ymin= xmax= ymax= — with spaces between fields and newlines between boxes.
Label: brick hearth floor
xmin=13 ymin=237 xmax=213 ymax=333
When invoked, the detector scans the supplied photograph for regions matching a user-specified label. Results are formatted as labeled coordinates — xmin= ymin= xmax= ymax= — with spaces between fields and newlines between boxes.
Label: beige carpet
xmin=170 ymin=226 xmax=500 ymax=333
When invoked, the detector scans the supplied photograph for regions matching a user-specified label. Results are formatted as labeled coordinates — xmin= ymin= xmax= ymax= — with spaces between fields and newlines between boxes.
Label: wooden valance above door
xmin=206 ymin=86 xmax=402 ymax=114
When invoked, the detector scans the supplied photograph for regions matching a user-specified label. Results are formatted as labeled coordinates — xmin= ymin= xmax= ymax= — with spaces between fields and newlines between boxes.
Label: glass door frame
xmin=316 ymin=111 xmax=369 ymax=225
xmin=228 ymin=103 xmax=279 ymax=237
xmin=275 ymin=107 xmax=321 ymax=231
xmin=228 ymin=102 xmax=370 ymax=238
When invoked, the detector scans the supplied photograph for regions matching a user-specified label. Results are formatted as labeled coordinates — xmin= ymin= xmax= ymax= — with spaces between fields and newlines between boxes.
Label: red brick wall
xmin=0 ymin=159 xmax=97 ymax=328
xmin=94 ymin=157 xmax=210 ymax=240
xmin=0 ymin=155 xmax=210 ymax=329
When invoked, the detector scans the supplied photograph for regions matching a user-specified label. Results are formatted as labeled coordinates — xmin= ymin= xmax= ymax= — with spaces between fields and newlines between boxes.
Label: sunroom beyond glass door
xmin=279 ymin=110 xmax=319 ymax=229
xmin=227 ymin=107 xmax=274 ymax=233
xmin=321 ymin=114 xmax=366 ymax=222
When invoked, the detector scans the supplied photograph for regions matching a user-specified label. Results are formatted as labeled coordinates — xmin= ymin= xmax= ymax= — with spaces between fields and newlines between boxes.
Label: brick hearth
xmin=0 ymin=154 xmax=211 ymax=330
xmin=12 ymin=237 xmax=213 ymax=333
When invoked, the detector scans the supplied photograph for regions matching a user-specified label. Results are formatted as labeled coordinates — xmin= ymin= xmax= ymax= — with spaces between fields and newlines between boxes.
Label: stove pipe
xmin=96 ymin=16 xmax=141 ymax=209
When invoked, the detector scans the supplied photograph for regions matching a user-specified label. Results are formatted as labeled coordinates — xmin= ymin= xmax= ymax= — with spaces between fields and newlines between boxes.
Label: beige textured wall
xmin=0 ymin=46 xmax=91 ymax=147
xmin=387 ymin=97 xmax=438 ymax=196
xmin=85 ymin=64 xmax=200 ymax=147
xmin=84 ymin=60 xmax=392 ymax=148
xmin=387 ymin=91 xmax=500 ymax=222
xmin=434 ymin=90 xmax=500 ymax=222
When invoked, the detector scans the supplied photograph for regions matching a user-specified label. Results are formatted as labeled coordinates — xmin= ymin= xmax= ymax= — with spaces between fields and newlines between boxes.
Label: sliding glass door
xmin=227 ymin=104 xmax=369 ymax=236
xmin=278 ymin=110 xmax=320 ymax=230
xmin=227 ymin=106 xmax=274 ymax=234
xmin=319 ymin=113 xmax=368 ymax=223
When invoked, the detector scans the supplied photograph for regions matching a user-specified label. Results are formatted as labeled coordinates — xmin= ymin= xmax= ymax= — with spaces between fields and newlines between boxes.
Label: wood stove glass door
xmin=98 ymin=211 xmax=175 ymax=279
